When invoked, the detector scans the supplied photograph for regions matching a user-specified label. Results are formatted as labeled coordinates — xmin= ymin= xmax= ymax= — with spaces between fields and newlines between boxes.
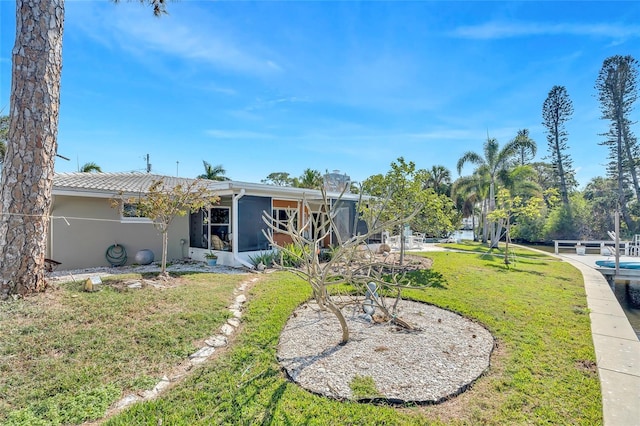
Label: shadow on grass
xmin=260 ymin=382 xmax=288 ymax=426
xmin=483 ymin=262 xmax=545 ymax=276
xmin=406 ymin=269 xmax=448 ymax=289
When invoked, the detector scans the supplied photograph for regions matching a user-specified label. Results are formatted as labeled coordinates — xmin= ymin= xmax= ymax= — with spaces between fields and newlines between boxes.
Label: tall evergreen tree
xmin=542 ymin=85 xmax=574 ymax=206
xmin=595 ymin=55 xmax=639 ymax=231
xmin=0 ymin=0 xmax=169 ymax=299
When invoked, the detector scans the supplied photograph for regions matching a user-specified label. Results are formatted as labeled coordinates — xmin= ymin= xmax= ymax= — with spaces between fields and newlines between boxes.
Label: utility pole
xmin=615 ymin=207 xmax=620 ymax=277
xmin=176 ymin=160 xmax=179 ymax=177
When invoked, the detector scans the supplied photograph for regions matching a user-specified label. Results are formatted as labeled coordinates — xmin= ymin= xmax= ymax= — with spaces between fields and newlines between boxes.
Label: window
xmin=273 ymin=208 xmax=298 ymax=231
xmin=208 ymin=207 xmax=231 ymax=244
xmin=121 ymin=202 xmax=152 ymax=223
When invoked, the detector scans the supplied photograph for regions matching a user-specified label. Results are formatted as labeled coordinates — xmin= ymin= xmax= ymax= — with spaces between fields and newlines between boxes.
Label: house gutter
xmin=232 ymin=189 xmax=254 ymax=269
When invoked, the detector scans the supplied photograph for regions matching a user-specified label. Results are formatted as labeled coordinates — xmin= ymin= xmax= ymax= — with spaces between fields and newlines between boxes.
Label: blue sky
xmin=2 ymin=1 xmax=640 ymax=188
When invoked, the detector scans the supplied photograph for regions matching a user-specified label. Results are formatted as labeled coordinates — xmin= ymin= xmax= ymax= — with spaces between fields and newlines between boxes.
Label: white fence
xmin=385 ymin=235 xmax=427 ymax=251
xmin=553 ymin=240 xmax=637 ymax=256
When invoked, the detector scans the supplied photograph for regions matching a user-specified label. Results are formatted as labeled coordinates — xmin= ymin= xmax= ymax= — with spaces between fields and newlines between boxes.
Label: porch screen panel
xmin=350 ymin=203 xmax=379 ymax=242
xmin=332 ymin=199 xmax=357 ymax=243
xmin=238 ymin=195 xmax=271 ymax=252
xmin=189 ymin=210 xmax=207 ymax=249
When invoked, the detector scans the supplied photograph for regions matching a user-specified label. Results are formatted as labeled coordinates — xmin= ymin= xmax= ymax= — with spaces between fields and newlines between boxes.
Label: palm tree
xmin=457 ymin=136 xmax=536 ymax=247
xmin=513 ymin=129 xmax=537 ymax=166
xmin=294 ymin=168 xmax=323 ymax=189
xmin=426 ymin=165 xmax=452 ymax=195
xmin=452 ymin=171 xmax=490 ymax=243
xmin=502 ymin=164 xmax=542 ymax=200
xmin=79 ymin=162 xmax=102 ymax=173
xmin=198 ymin=161 xmax=229 ymax=181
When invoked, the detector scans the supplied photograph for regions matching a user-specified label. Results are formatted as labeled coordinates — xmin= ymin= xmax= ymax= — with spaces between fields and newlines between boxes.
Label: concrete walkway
xmin=553 ymin=253 xmax=640 ymax=425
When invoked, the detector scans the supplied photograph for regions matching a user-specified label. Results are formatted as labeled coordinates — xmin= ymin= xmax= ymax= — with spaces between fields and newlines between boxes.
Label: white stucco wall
xmin=49 ymin=195 xmax=190 ymax=270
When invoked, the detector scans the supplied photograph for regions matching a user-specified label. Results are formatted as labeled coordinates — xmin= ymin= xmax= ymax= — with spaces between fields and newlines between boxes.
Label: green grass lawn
xmin=109 ymin=246 xmax=600 ymax=425
xmin=0 ymin=246 xmax=602 ymax=425
xmin=0 ymin=272 xmax=244 ymax=425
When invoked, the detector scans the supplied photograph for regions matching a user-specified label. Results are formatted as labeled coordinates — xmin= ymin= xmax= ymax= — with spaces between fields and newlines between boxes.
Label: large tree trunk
xmin=399 ymin=223 xmax=405 ymax=265
xmin=481 ymin=199 xmax=488 ymax=243
xmin=489 ymin=180 xmax=499 ymax=248
xmin=554 ymin=122 xmax=570 ymax=206
xmin=161 ymin=230 xmax=168 ymax=275
xmin=615 ymin=130 xmax=634 ymax=231
xmin=0 ymin=0 xmax=65 ymax=299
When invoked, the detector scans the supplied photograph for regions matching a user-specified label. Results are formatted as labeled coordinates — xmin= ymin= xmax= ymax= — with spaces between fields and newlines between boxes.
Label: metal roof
xmin=53 ymin=172 xmax=361 ymax=200
xmin=53 ymin=172 xmax=199 ymax=194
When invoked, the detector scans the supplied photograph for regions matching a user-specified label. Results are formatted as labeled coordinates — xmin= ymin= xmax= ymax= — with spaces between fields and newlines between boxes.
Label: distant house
xmin=49 ymin=172 xmax=365 ymax=270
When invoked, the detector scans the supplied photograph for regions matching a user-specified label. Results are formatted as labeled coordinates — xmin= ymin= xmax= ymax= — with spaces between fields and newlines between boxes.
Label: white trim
xmin=231 ymin=189 xmax=253 ymax=269
xmin=120 ymin=201 xmax=153 ymax=223
xmin=272 ymin=207 xmax=299 ymax=232
xmin=120 ymin=217 xmax=153 ymax=224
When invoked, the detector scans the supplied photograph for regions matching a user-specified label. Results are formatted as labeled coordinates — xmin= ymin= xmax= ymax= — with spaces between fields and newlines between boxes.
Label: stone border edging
xmin=104 ymin=276 xmax=259 ymax=416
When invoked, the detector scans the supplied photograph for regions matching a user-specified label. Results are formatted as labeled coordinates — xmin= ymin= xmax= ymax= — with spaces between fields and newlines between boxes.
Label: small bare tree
xmin=112 ymin=178 xmax=219 ymax=277
xmin=262 ymin=188 xmax=425 ymax=345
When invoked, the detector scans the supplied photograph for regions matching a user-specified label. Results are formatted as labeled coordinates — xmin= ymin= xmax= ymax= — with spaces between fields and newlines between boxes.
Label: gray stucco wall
xmin=49 ymin=195 xmax=190 ymax=270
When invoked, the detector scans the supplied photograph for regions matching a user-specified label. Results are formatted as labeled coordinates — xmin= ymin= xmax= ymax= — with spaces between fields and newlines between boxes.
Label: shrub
xmin=276 ymin=243 xmax=311 ymax=268
xmin=247 ymin=251 xmax=276 ymax=268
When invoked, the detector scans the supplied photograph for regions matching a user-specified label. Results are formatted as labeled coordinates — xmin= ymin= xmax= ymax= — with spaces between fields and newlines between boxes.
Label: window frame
xmin=120 ymin=201 xmax=152 ymax=223
xmin=272 ymin=207 xmax=299 ymax=232
xmin=208 ymin=206 xmax=231 ymax=246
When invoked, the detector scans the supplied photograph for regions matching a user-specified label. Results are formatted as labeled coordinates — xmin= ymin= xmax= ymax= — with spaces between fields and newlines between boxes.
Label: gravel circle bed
xmin=277 ymin=297 xmax=494 ymax=404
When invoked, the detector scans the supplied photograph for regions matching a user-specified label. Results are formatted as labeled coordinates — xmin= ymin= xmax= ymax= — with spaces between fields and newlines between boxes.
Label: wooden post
xmin=615 ymin=210 xmax=620 ymax=277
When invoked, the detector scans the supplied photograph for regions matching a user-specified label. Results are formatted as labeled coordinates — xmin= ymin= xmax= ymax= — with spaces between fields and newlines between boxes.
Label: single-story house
xmin=49 ymin=172 xmax=368 ymax=270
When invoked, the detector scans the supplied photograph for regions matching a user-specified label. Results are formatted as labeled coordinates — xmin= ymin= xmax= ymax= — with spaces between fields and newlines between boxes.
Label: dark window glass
xmin=238 ymin=195 xmax=271 ymax=252
xmin=123 ymin=202 xmax=146 ymax=218
xmin=189 ymin=210 xmax=207 ymax=249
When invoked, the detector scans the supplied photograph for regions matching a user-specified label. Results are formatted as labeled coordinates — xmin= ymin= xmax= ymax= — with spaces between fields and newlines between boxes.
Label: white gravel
xmin=277 ymin=297 xmax=494 ymax=404
xmin=47 ymin=260 xmax=249 ymax=283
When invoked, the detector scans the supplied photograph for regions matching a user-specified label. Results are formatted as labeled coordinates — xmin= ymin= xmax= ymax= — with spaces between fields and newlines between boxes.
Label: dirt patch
xmin=576 ymin=359 xmax=598 ymax=374
xmin=104 ymin=275 xmax=190 ymax=292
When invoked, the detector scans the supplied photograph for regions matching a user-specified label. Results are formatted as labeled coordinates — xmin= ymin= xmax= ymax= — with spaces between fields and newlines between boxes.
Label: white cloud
xmin=118 ymin=20 xmax=281 ymax=76
xmin=451 ymin=22 xmax=640 ymax=40
xmin=69 ymin=3 xmax=282 ymax=76
xmin=245 ymin=96 xmax=309 ymax=112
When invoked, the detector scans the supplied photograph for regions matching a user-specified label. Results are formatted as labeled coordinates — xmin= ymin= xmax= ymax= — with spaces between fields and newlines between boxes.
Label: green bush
xmin=512 ymin=214 xmax=546 ymax=242
xmin=247 ymin=251 xmax=277 ymax=268
xmin=276 ymin=243 xmax=311 ymax=268
xmin=544 ymin=196 xmax=590 ymax=240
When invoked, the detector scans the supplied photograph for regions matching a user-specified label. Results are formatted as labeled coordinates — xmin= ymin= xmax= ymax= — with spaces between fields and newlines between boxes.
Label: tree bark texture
xmin=553 ymin=122 xmax=570 ymax=206
xmin=0 ymin=0 xmax=64 ymax=298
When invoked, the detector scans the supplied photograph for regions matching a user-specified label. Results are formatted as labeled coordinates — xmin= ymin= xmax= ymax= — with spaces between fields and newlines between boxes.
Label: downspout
xmin=49 ymin=208 xmax=54 ymax=260
xmin=48 ymin=196 xmax=55 ymax=260
xmin=232 ymin=189 xmax=254 ymax=269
